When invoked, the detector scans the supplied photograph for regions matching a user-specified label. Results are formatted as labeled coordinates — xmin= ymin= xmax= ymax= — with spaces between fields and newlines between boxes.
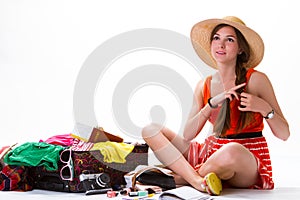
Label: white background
xmin=1 ymin=0 xmax=299 ymax=187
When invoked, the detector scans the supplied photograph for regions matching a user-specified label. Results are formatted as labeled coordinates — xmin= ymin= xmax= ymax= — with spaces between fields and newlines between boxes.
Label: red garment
xmin=188 ymin=136 xmax=274 ymax=189
xmin=188 ymin=69 xmax=274 ymax=189
xmin=202 ymin=68 xmax=264 ymax=135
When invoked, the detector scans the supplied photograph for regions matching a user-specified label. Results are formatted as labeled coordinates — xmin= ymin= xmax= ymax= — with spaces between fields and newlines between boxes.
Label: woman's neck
xmin=217 ymin=64 xmax=236 ymax=82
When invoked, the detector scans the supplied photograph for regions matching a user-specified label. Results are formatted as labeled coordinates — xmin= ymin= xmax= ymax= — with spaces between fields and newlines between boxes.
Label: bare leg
xmin=142 ymin=123 xmax=205 ymax=191
xmin=198 ymin=142 xmax=258 ymax=188
xmin=173 ymin=174 xmax=189 ymax=185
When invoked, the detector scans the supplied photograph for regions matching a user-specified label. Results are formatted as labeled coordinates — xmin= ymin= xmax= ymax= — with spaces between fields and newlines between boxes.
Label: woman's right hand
xmin=209 ymin=82 xmax=246 ymax=107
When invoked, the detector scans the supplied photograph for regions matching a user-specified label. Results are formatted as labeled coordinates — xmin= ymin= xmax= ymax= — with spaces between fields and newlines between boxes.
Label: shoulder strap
xmin=202 ymin=76 xmax=212 ymax=105
xmin=246 ymin=68 xmax=256 ymax=84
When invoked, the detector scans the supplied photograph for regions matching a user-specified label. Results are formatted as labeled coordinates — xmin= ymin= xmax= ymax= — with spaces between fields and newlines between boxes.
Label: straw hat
xmin=190 ymin=16 xmax=264 ymax=69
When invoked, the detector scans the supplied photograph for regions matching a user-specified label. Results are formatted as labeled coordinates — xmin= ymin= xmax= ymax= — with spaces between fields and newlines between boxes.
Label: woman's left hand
xmin=238 ymin=92 xmax=271 ymax=116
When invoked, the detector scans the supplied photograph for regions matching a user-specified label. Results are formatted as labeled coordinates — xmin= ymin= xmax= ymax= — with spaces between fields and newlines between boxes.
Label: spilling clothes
xmin=4 ymin=142 xmax=64 ymax=171
xmin=0 ymin=133 xmax=135 ymax=191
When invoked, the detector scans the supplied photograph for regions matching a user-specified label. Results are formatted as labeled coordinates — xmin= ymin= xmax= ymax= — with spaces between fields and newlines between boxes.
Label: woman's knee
xmin=141 ymin=123 xmax=164 ymax=140
xmin=219 ymin=143 xmax=258 ymax=187
xmin=219 ymin=142 xmax=249 ymax=165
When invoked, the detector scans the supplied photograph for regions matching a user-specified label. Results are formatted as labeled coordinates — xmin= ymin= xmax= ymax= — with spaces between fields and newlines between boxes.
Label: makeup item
xmin=107 ymin=191 xmax=118 ymax=198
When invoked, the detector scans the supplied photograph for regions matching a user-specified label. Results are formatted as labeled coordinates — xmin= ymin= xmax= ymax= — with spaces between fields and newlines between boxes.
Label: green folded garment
xmin=4 ymin=142 xmax=64 ymax=171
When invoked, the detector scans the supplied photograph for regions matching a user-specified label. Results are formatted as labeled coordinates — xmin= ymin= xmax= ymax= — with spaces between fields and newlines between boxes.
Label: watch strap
xmin=264 ymin=109 xmax=274 ymax=119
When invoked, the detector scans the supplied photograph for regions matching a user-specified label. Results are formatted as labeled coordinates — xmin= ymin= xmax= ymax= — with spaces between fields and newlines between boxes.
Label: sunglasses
xmin=60 ymin=148 xmax=74 ymax=181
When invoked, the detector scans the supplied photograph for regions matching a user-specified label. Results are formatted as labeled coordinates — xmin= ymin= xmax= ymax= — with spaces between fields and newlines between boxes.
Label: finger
xmin=240 ymin=95 xmax=248 ymax=103
xmin=240 ymin=92 xmax=250 ymax=98
xmin=225 ymin=93 xmax=233 ymax=101
xmin=239 ymin=103 xmax=252 ymax=111
xmin=227 ymin=91 xmax=240 ymax=100
xmin=231 ymin=82 xmax=246 ymax=91
xmin=232 ymin=91 xmax=240 ymax=100
xmin=239 ymin=100 xmax=247 ymax=107
xmin=239 ymin=93 xmax=248 ymax=108
xmin=238 ymin=106 xmax=247 ymax=111
xmin=239 ymin=104 xmax=246 ymax=109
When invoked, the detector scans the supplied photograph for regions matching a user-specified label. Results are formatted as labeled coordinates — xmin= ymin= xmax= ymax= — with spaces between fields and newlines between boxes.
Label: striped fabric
xmin=71 ymin=138 xmax=94 ymax=151
xmin=188 ymin=135 xmax=274 ymax=189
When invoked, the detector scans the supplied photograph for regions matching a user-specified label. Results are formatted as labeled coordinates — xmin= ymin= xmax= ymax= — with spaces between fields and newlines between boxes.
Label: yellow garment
xmin=91 ymin=141 xmax=134 ymax=163
xmin=70 ymin=133 xmax=88 ymax=142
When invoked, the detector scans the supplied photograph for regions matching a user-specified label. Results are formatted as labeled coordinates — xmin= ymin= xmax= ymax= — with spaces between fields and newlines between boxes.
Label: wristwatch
xmin=264 ymin=109 xmax=274 ymax=119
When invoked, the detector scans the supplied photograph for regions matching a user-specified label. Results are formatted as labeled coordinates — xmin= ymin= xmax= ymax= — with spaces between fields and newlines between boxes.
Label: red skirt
xmin=188 ymin=135 xmax=274 ymax=189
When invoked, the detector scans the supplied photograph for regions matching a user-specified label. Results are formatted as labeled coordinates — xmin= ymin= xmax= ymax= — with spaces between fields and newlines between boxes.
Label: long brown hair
xmin=211 ymin=24 xmax=253 ymax=137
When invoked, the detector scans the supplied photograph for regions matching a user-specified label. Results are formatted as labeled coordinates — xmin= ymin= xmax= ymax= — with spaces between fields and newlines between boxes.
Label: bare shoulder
xmin=248 ymin=71 xmax=271 ymax=87
xmin=248 ymin=70 xmax=273 ymax=95
xmin=248 ymin=70 xmax=270 ymax=85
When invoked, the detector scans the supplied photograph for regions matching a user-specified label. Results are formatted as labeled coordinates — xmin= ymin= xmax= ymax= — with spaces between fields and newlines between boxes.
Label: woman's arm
xmin=239 ymin=71 xmax=290 ymax=141
xmin=183 ymin=79 xmax=212 ymax=141
xmin=183 ymin=77 xmax=247 ymax=141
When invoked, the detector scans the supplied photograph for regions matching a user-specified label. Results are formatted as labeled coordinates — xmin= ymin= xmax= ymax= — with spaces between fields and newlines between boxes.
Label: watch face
xmin=268 ymin=113 xmax=274 ymax=119
xmin=266 ymin=110 xmax=274 ymax=119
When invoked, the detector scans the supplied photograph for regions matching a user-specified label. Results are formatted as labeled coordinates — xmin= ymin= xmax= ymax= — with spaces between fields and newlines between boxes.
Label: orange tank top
xmin=202 ymin=68 xmax=264 ymax=136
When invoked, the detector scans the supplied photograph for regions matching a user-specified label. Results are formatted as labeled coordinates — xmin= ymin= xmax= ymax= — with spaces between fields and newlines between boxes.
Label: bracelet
xmin=208 ymin=97 xmax=218 ymax=108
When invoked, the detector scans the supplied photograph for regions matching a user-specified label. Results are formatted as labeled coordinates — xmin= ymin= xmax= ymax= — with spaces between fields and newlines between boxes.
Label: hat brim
xmin=190 ymin=18 xmax=264 ymax=69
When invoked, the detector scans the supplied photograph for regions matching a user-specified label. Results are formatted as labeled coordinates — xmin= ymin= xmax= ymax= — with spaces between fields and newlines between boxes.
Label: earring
xmin=238 ymin=48 xmax=243 ymax=55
